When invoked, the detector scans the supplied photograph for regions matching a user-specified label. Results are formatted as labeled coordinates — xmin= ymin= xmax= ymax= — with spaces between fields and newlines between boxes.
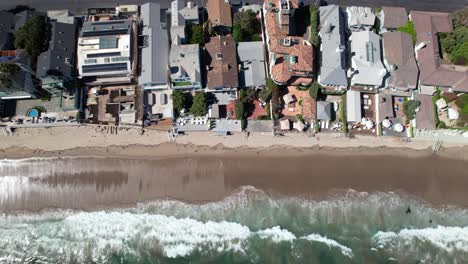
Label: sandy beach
xmin=0 ymin=125 xmax=467 ymax=212
xmin=0 ymin=125 xmax=467 ymax=160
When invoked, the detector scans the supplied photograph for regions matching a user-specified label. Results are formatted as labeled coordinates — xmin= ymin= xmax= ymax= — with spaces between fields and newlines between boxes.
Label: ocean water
xmin=0 ymin=158 xmax=468 ymax=263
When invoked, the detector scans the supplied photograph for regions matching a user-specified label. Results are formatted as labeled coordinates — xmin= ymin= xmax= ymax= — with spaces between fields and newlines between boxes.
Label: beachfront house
xmin=382 ymin=31 xmax=418 ymax=93
xmin=169 ymin=0 xmax=202 ymax=91
xmin=237 ymin=41 xmax=266 ymax=89
xmin=207 ymin=0 xmax=232 ymax=33
xmin=318 ymin=5 xmax=348 ymax=89
xmin=204 ymin=35 xmax=239 ymax=90
xmin=77 ymin=19 xmax=136 ymax=85
xmin=37 ymin=19 xmax=77 ymax=97
xmin=346 ymin=6 xmax=375 ymax=32
xmin=411 ymin=11 xmax=468 ymax=94
xmin=263 ymin=0 xmax=314 ymax=86
xmin=140 ymin=3 xmax=173 ymax=127
xmin=380 ymin=7 xmax=408 ymax=32
xmin=348 ymin=30 xmax=387 ymax=89
xmin=170 ymin=0 xmax=199 ymax=44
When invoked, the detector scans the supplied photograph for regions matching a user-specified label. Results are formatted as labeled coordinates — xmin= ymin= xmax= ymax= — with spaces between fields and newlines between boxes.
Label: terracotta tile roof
xmin=264 ymin=0 xmax=314 ymax=85
xmin=205 ymin=35 xmax=239 ymax=88
xmin=207 ymin=0 xmax=232 ymax=27
xmin=411 ymin=11 xmax=468 ymax=92
xmin=382 ymin=7 xmax=408 ymax=29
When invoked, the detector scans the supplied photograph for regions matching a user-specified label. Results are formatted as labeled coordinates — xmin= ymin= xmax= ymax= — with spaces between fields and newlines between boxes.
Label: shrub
xmin=259 ymin=87 xmax=272 ymax=102
xmin=309 ymin=82 xmax=320 ymax=99
xmin=309 ymin=6 xmax=319 ymax=47
xmin=234 ymin=99 xmax=245 ymax=119
xmin=241 ymin=119 xmax=247 ymax=130
xmin=296 ymin=114 xmax=304 ymax=121
xmin=455 ymin=94 xmax=468 ymax=109
xmin=256 ymin=115 xmax=268 ymax=120
xmin=403 ymin=100 xmax=421 ymax=121
xmin=340 ymin=94 xmax=347 ymax=133
xmin=314 ymin=119 xmax=320 ymax=133
xmin=437 ymin=121 xmax=447 ymax=129
xmin=190 ymin=91 xmax=207 ymax=116
xmin=397 ymin=21 xmax=417 ymax=45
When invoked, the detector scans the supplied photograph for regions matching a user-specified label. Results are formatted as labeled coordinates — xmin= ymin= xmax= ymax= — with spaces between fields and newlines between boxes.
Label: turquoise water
xmin=1 ymin=186 xmax=468 ymax=263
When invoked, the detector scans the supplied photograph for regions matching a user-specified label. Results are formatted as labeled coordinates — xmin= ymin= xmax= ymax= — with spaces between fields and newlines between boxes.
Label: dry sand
xmin=0 ymin=125 xmax=467 ymax=160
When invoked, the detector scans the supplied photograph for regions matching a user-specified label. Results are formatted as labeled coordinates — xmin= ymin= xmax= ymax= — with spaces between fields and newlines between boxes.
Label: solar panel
xmin=82 ymin=63 xmax=128 ymax=73
xmin=87 ymin=52 xmax=121 ymax=58
xmin=81 ymin=29 xmax=129 ymax=37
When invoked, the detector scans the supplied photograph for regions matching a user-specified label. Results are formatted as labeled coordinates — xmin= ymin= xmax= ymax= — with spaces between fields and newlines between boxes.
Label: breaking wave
xmin=0 ymin=186 xmax=468 ymax=263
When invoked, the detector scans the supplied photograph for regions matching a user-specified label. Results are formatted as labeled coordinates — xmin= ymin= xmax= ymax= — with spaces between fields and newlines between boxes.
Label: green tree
xmin=14 ymin=16 xmax=48 ymax=57
xmin=233 ymin=23 xmax=243 ymax=42
xmin=233 ymin=10 xmax=260 ymax=42
xmin=0 ymin=63 xmax=19 ymax=75
xmin=403 ymin=100 xmax=421 ymax=120
xmin=188 ymin=23 xmax=205 ymax=45
xmin=259 ymin=86 xmax=272 ymax=102
xmin=0 ymin=63 xmax=18 ymax=88
xmin=448 ymin=34 xmax=468 ymax=65
xmin=190 ymin=91 xmax=207 ymax=116
xmin=172 ymin=90 xmax=186 ymax=116
xmin=0 ymin=74 xmax=12 ymax=88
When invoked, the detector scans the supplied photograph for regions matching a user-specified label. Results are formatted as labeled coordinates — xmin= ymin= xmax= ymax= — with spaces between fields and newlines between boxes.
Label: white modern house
xmin=348 ymin=31 xmax=387 ymax=88
xmin=77 ymin=19 xmax=135 ymax=84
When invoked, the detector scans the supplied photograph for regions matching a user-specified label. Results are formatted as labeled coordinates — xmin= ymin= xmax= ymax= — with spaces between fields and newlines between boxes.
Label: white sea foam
xmin=301 ymin=234 xmax=354 ymax=258
xmin=373 ymin=225 xmax=468 ymax=261
xmin=257 ymin=226 xmax=296 ymax=242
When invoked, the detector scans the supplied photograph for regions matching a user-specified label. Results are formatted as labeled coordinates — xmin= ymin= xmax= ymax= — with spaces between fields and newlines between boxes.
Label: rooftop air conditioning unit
xmin=283 ymin=37 xmax=291 ymax=46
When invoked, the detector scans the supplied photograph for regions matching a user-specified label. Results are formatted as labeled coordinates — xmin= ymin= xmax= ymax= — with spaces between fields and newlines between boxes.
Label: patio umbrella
xmin=294 ymin=121 xmax=305 ymax=131
xmin=382 ymin=119 xmax=392 ymax=128
xmin=280 ymin=119 xmax=291 ymax=130
xmin=448 ymin=108 xmax=459 ymax=120
xmin=394 ymin=123 xmax=404 ymax=132
xmin=365 ymin=120 xmax=374 ymax=129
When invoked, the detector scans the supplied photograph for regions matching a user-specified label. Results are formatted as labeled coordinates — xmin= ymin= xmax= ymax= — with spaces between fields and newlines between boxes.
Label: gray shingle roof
xmin=237 ymin=41 xmax=266 ymax=88
xmin=140 ymin=3 xmax=169 ymax=87
xmin=318 ymin=5 xmax=347 ymax=87
xmin=317 ymin=101 xmax=333 ymax=120
xmin=37 ymin=20 xmax=77 ymax=78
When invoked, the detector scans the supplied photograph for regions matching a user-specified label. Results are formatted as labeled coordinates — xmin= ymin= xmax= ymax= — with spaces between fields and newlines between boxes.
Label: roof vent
xmin=216 ymin=53 xmax=223 ymax=60
xmin=389 ymin=64 xmax=397 ymax=71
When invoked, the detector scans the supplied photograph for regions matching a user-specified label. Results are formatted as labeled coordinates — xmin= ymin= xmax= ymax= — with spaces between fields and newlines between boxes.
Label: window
xmin=111 ymin=56 xmax=130 ymax=62
xmin=84 ymin=58 xmax=97 ymax=64
xmin=99 ymin=37 xmax=118 ymax=49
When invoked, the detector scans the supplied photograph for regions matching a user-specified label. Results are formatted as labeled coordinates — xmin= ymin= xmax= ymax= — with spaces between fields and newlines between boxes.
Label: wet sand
xmin=1 ymin=149 xmax=467 ymax=212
